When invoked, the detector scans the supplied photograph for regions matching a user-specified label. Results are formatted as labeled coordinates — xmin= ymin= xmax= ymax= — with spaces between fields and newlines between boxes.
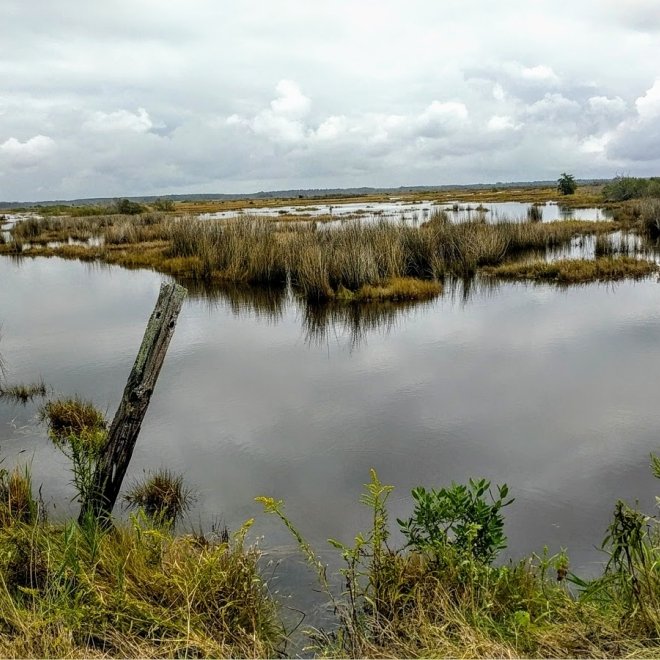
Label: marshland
xmin=2 ymin=179 xmax=660 ymax=657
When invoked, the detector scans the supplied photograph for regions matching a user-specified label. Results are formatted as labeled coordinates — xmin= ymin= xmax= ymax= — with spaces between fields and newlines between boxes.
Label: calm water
xmin=1 ymin=255 xmax=660 ymax=615
xmin=200 ymin=200 xmax=608 ymax=224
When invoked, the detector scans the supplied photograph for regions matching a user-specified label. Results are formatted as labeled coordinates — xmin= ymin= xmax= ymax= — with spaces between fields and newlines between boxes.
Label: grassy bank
xmin=483 ymin=256 xmax=659 ymax=284
xmin=0 ymin=209 xmax=635 ymax=297
xmin=0 ymin=500 xmax=281 ymax=657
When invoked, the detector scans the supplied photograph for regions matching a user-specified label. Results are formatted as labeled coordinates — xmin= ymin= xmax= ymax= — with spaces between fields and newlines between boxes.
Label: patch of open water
xmin=200 ymin=200 xmax=609 ymax=224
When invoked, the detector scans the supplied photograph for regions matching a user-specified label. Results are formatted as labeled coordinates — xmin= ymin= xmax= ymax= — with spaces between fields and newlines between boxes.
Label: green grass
xmin=42 ymin=397 xmax=106 ymax=440
xmin=124 ymin=469 xmax=195 ymax=525
xmin=260 ymin=468 xmax=660 ymax=659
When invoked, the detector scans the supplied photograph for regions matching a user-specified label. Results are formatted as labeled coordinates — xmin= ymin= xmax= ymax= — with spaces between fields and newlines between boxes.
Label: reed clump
xmin=42 ymin=397 xmax=106 ymax=440
xmin=287 ymin=220 xmax=443 ymax=301
xmin=168 ymin=217 xmax=288 ymax=284
xmin=639 ymin=199 xmax=660 ymax=239
xmin=124 ymin=469 xmax=195 ymax=525
xmin=0 ymin=380 xmax=47 ymax=403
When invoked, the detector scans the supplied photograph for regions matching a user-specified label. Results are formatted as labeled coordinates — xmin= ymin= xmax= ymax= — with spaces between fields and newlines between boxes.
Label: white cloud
xmin=602 ymin=79 xmax=660 ymax=161
xmin=270 ymin=79 xmax=311 ymax=118
xmin=487 ymin=115 xmax=519 ymax=131
xmin=588 ymin=96 xmax=627 ymax=115
xmin=0 ymin=134 xmax=55 ymax=167
xmin=84 ymin=108 xmax=153 ymax=133
xmin=635 ymin=79 xmax=660 ymax=119
xmin=520 ymin=64 xmax=559 ymax=82
xmin=1 ymin=1 xmax=660 ymax=198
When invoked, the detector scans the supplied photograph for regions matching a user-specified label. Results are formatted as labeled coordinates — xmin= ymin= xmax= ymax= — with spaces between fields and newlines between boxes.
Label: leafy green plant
xmin=397 ymin=478 xmax=514 ymax=564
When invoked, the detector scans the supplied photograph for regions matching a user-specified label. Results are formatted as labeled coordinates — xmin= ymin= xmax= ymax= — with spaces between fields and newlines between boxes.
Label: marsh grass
xmin=42 ymin=397 xmax=106 ymax=440
xmin=0 ymin=466 xmax=40 ymax=527
xmin=527 ymin=204 xmax=544 ymax=222
xmin=124 ymin=469 xmax=196 ymax=525
xmin=639 ymin=199 xmax=660 ymax=239
xmin=483 ymin=256 xmax=658 ymax=284
xmin=3 ymin=208 xmax=641 ymax=294
xmin=0 ymin=379 xmax=48 ymax=403
xmin=262 ymin=468 xmax=660 ymax=659
xmin=168 ymin=217 xmax=288 ymax=284
xmin=348 ymin=277 xmax=441 ymax=302
xmin=0 ymin=511 xmax=282 ymax=658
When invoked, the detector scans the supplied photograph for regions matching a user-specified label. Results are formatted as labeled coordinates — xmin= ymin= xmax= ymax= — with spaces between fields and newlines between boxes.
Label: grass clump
xmin=42 ymin=397 xmax=106 ymax=440
xmin=0 ymin=512 xmax=282 ymax=658
xmin=484 ymin=256 xmax=658 ymax=284
xmin=0 ymin=466 xmax=40 ymax=527
xmin=168 ymin=217 xmax=288 ymax=284
xmin=124 ymin=469 xmax=196 ymax=525
xmin=0 ymin=379 xmax=47 ymax=403
xmin=639 ymin=199 xmax=660 ymax=239
xmin=42 ymin=397 xmax=107 ymax=505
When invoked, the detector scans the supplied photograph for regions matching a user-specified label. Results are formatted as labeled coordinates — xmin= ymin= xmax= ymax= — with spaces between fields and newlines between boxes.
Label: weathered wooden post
xmin=79 ymin=281 xmax=187 ymax=523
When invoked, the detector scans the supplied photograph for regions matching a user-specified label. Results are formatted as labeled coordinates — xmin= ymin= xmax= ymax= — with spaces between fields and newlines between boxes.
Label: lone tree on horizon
xmin=557 ymin=172 xmax=577 ymax=195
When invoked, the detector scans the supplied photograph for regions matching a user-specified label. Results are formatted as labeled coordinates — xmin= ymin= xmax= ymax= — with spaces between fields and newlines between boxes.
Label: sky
xmin=1 ymin=0 xmax=660 ymax=201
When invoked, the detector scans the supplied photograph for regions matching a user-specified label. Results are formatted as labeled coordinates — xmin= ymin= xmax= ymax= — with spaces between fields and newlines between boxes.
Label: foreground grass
xmin=483 ymin=256 xmax=658 ymax=284
xmin=1 ymin=455 xmax=659 ymax=658
xmin=0 ymin=494 xmax=281 ymax=657
xmin=259 ymin=469 xmax=660 ymax=659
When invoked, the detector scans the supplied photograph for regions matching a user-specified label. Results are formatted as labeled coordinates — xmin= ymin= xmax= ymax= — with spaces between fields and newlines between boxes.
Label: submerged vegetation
xmin=0 ymin=380 xmax=48 ymax=403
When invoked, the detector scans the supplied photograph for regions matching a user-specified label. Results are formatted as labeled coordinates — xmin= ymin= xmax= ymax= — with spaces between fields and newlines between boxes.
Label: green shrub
xmin=398 ymin=478 xmax=514 ymax=563
xmin=114 ymin=198 xmax=145 ymax=215
xmin=557 ymin=173 xmax=577 ymax=195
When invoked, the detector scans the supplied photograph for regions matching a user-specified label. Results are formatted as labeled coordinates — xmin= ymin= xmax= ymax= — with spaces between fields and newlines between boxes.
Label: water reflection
xmin=178 ymin=278 xmax=288 ymax=321
xmin=301 ymin=299 xmax=433 ymax=348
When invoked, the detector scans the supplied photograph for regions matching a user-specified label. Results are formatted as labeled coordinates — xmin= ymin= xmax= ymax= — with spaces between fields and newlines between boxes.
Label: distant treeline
xmin=602 ymin=176 xmax=660 ymax=201
xmin=0 ymin=179 xmax=611 ymax=209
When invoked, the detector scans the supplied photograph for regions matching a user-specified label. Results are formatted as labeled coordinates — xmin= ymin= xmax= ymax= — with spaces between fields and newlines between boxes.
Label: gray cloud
xmin=1 ymin=1 xmax=659 ymax=200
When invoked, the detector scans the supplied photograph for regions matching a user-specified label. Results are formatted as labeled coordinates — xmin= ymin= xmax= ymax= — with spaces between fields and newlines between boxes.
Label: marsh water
xmin=1 ymin=255 xmax=660 ymax=621
xmin=201 ymin=200 xmax=608 ymax=224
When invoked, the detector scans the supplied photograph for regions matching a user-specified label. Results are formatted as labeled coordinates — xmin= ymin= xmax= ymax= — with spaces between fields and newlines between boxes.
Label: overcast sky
xmin=1 ymin=0 xmax=660 ymax=201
